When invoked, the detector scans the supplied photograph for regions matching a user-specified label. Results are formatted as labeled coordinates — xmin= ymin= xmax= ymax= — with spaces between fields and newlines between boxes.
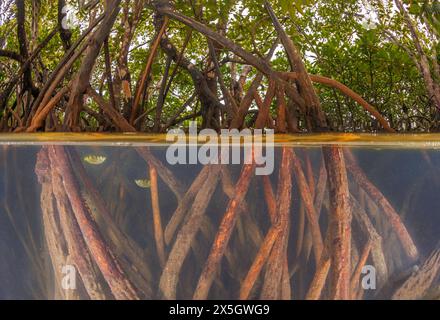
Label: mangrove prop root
xmin=392 ymin=244 xmax=440 ymax=300
xmin=68 ymin=149 xmax=153 ymax=297
xmin=305 ymin=153 xmax=316 ymax=196
xmin=220 ymin=166 xmax=250 ymax=214
xmin=48 ymin=146 xmax=139 ymax=300
xmin=275 ymin=83 xmax=288 ymax=133
xmin=344 ymin=150 xmax=419 ymax=261
xmin=131 ymin=17 xmax=169 ymax=125
xmin=149 ymin=166 xmax=166 ymax=268
xmin=49 ymin=158 xmax=108 ymax=300
xmin=350 ymin=240 xmax=372 ymax=298
xmin=193 ymin=163 xmax=256 ymax=300
xmin=221 ymin=166 xmax=263 ymax=249
xmin=300 ymin=154 xmax=320 ymax=261
xmin=164 ymin=165 xmax=210 ymax=244
xmin=241 ymin=175 xmax=282 ymax=297
xmin=295 ymin=203 xmax=306 ymax=258
xmin=281 ymin=259 xmax=291 ymax=299
xmin=35 ymin=149 xmax=73 ymax=299
xmin=238 ymin=212 xmax=264 ymax=252
xmin=260 ymin=147 xmax=293 ymax=300
xmin=290 ymin=150 xmax=323 ymax=264
xmin=262 ymin=175 xmax=277 ymax=222
xmin=350 ymin=196 xmax=388 ymax=285
xmin=239 ymin=224 xmax=282 ymax=299
xmin=323 ymin=146 xmax=352 ymax=300
xmin=305 ymin=257 xmax=331 ymax=300
xmin=159 ymin=165 xmax=221 ymax=300
xmin=313 ymin=159 xmax=328 ymax=217
xmin=302 ymin=158 xmax=328 ymax=264
xmin=304 ymin=227 xmax=331 ymax=300
xmin=254 ymin=79 xmax=276 ymax=130
xmin=281 ymin=72 xmax=395 ymax=133
xmin=136 ymin=147 xmax=185 ymax=200
xmin=305 ymin=228 xmax=332 ymax=300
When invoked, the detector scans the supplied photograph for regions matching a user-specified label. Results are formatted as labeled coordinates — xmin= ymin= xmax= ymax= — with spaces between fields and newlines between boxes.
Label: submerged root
xmin=345 ymin=150 xmax=419 ymax=262
xmin=392 ymin=244 xmax=440 ymax=300
xmin=159 ymin=165 xmax=221 ymax=299
xmin=260 ymin=148 xmax=293 ymax=300
xmin=69 ymin=149 xmax=153 ymax=297
xmin=48 ymin=146 xmax=139 ymax=300
xmin=50 ymin=159 xmax=108 ymax=300
xmin=323 ymin=146 xmax=352 ymax=300
xmin=193 ymin=162 xmax=255 ymax=300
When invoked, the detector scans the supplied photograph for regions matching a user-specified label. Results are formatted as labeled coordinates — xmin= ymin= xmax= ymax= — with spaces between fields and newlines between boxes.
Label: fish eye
xmin=83 ymin=155 xmax=107 ymax=165
xmin=134 ymin=179 xmax=151 ymax=189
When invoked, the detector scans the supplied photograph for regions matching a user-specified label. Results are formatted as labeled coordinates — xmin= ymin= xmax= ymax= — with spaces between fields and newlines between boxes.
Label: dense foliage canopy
xmin=0 ymin=0 xmax=439 ymax=132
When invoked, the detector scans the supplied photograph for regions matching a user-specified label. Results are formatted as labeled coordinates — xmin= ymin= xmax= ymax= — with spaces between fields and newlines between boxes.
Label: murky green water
xmin=0 ymin=134 xmax=439 ymax=300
